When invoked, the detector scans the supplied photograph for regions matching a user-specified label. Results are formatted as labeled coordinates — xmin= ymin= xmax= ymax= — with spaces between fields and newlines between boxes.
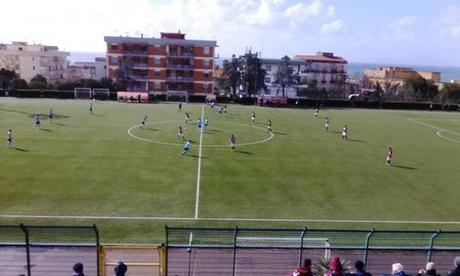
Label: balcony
xmin=122 ymin=50 xmax=148 ymax=56
xmin=167 ymin=64 xmax=194 ymax=70
xmin=131 ymin=75 xmax=149 ymax=81
xmin=167 ymin=51 xmax=194 ymax=58
xmin=167 ymin=77 xmax=193 ymax=83
xmin=132 ymin=63 xmax=148 ymax=69
xmin=300 ymin=69 xmax=346 ymax=74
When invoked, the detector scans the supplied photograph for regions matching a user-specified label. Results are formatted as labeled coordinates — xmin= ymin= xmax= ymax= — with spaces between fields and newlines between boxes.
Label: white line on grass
xmin=2 ymin=214 xmax=460 ymax=224
xmin=194 ymin=105 xmax=205 ymax=219
xmin=407 ymin=118 xmax=460 ymax=144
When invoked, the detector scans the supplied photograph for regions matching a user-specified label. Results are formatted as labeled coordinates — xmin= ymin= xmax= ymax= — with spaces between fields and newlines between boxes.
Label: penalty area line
xmin=2 ymin=214 xmax=460 ymax=224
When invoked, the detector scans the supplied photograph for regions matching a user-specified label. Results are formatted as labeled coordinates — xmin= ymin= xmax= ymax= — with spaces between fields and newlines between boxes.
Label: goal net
xmin=236 ymin=237 xmax=331 ymax=258
xmin=74 ymin=87 xmax=91 ymax=99
xmin=166 ymin=91 xmax=188 ymax=102
xmin=92 ymin=88 xmax=110 ymax=100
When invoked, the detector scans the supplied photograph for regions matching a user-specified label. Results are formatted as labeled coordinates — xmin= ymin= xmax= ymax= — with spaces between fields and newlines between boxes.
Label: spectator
xmin=350 ymin=260 xmax=372 ymax=276
xmin=448 ymin=257 xmax=460 ymax=276
xmin=291 ymin=258 xmax=314 ymax=276
xmin=114 ymin=261 xmax=127 ymax=276
xmin=392 ymin=263 xmax=408 ymax=276
xmin=418 ymin=262 xmax=440 ymax=276
xmin=326 ymin=257 xmax=344 ymax=276
xmin=72 ymin=262 xmax=85 ymax=276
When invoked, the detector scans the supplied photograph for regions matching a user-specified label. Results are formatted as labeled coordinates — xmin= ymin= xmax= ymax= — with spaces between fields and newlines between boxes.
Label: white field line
xmin=407 ymin=118 xmax=460 ymax=143
xmin=2 ymin=214 xmax=460 ymax=224
xmin=127 ymin=121 xmax=274 ymax=147
xmin=194 ymin=106 xmax=205 ymax=219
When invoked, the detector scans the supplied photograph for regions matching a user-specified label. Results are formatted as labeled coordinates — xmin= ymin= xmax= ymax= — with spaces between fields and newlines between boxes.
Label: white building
xmin=0 ymin=42 xmax=69 ymax=82
xmin=260 ymin=52 xmax=348 ymax=98
xmin=68 ymin=57 xmax=107 ymax=81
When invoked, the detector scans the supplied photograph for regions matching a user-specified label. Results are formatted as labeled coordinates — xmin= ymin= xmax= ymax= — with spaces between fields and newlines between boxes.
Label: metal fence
xmin=165 ymin=227 xmax=460 ymax=276
xmin=0 ymin=224 xmax=99 ymax=276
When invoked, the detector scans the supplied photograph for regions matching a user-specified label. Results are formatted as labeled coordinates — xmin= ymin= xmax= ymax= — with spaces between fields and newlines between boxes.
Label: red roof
xmin=294 ymin=53 xmax=347 ymax=64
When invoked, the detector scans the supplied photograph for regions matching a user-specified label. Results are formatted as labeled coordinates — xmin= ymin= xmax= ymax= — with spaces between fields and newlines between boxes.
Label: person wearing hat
xmin=448 ymin=256 xmax=460 ymax=276
xmin=391 ymin=263 xmax=408 ymax=276
xmin=114 ymin=261 xmax=127 ymax=276
xmin=418 ymin=262 xmax=440 ymax=276
xmin=351 ymin=260 xmax=372 ymax=276
xmin=72 ymin=262 xmax=85 ymax=276
xmin=326 ymin=257 xmax=344 ymax=276
xmin=291 ymin=258 xmax=313 ymax=276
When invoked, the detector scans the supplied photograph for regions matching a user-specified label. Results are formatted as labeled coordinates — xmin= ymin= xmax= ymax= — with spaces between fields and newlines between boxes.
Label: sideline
xmin=194 ymin=106 xmax=205 ymax=219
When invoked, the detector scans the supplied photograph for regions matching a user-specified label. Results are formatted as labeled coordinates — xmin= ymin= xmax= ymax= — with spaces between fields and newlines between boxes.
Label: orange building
xmin=104 ymin=32 xmax=217 ymax=95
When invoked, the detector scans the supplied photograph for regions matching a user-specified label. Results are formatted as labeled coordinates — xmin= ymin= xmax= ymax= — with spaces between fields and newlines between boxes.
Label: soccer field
xmin=1 ymin=98 xmax=460 ymax=243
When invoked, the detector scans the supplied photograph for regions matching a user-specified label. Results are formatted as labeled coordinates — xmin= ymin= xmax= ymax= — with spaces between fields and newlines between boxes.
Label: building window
xmin=265 ymin=65 xmax=271 ymax=71
xmin=204 ymin=82 xmax=209 ymax=91
xmin=32 ymin=66 xmax=35 ymax=71
xmin=204 ymin=59 xmax=210 ymax=67
xmin=154 ymin=70 xmax=161 ymax=76
xmin=110 ymin=56 xmax=118 ymax=64
xmin=49 ymin=66 xmax=52 ymax=71
xmin=203 ymin=72 xmax=209 ymax=78
xmin=154 ymin=81 xmax=161 ymax=89
xmin=204 ymin=47 xmax=210 ymax=55
xmin=111 ymin=44 xmax=118 ymax=50
xmin=265 ymin=77 xmax=271 ymax=83
xmin=18 ymin=47 xmax=23 ymax=51
xmin=154 ymin=57 xmax=161 ymax=65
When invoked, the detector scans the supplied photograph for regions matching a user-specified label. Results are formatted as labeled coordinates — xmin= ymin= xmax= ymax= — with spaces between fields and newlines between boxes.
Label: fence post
xmin=232 ymin=226 xmax=239 ymax=276
xmin=165 ymin=226 xmax=169 ymax=276
xmin=427 ymin=229 xmax=441 ymax=263
xmin=363 ymin=228 xmax=374 ymax=270
xmin=20 ymin=224 xmax=32 ymax=276
xmin=93 ymin=224 xmax=100 ymax=276
xmin=298 ymin=227 xmax=307 ymax=267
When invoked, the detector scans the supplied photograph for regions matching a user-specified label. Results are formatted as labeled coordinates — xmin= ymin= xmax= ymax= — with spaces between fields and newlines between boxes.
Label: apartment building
xmin=0 ymin=42 xmax=68 ymax=82
xmin=68 ymin=57 xmax=107 ymax=81
xmin=104 ymin=32 xmax=217 ymax=94
xmin=260 ymin=52 xmax=348 ymax=98
xmin=363 ymin=67 xmax=441 ymax=87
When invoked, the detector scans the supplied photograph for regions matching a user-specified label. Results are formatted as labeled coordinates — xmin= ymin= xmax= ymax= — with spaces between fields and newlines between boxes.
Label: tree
xmin=29 ymin=74 xmax=48 ymax=89
xmin=217 ymin=55 xmax=241 ymax=98
xmin=439 ymin=83 xmax=460 ymax=104
xmin=298 ymin=78 xmax=318 ymax=98
xmin=401 ymin=77 xmax=438 ymax=101
xmin=240 ymin=51 xmax=266 ymax=97
xmin=7 ymin=78 xmax=28 ymax=89
xmin=273 ymin=55 xmax=297 ymax=97
xmin=0 ymin=68 xmax=18 ymax=89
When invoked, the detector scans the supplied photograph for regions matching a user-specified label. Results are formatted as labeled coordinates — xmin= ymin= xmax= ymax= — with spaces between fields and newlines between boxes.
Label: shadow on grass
xmin=90 ymin=113 xmax=103 ymax=117
xmin=330 ymin=130 xmax=341 ymax=134
xmin=0 ymin=107 xmax=33 ymax=115
xmin=13 ymin=147 xmax=29 ymax=152
xmin=144 ymin=128 xmax=158 ymax=131
xmin=27 ymin=113 xmax=70 ymax=119
xmin=188 ymin=154 xmax=209 ymax=159
xmin=206 ymin=129 xmax=221 ymax=133
xmin=348 ymin=138 xmax=365 ymax=143
xmin=39 ymin=128 xmax=51 ymax=132
xmin=392 ymin=164 xmax=416 ymax=170
xmin=273 ymin=132 xmax=286 ymax=135
xmin=53 ymin=122 xmax=66 ymax=126
xmin=236 ymin=150 xmax=254 ymax=155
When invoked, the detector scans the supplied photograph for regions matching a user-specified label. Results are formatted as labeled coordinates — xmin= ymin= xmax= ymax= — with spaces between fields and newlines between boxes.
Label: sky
xmin=1 ymin=0 xmax=460 ymax=66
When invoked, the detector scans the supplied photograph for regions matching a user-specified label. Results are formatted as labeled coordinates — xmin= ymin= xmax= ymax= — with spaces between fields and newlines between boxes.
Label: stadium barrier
xmin=0 ymin=224 xmax=99 ymax=276
xmin=165 ymin=227 xmax=460 ymax=276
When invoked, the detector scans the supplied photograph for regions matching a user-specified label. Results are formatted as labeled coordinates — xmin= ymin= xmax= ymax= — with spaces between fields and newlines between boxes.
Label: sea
xmin=69 ymin=52 xmax=460 ymax=83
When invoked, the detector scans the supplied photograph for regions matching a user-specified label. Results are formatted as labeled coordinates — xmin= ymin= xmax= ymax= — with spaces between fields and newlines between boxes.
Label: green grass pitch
xmin=1 ymin=98 xmax=460 ymax=243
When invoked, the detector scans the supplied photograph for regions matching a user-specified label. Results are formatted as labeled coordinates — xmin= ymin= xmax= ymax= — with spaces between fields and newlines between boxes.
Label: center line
xmin=194 ymin=105 xmax=205 ymax=219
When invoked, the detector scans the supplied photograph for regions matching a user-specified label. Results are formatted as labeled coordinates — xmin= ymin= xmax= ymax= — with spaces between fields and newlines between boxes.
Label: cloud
xmin=327 ymin=5 xmax=335 ymax=16
xmin=383 ymin=15 xmax=417 ymax=43
xmin=389 ymin=15 xmax=417 ymax=28
xmin=321 ymin=20 xmax=343 ymax=34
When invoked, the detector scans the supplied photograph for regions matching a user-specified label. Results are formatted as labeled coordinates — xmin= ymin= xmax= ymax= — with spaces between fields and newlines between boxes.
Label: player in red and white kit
xmin=341 ymin=125 xmax=348 ymax=140
xmin=386 ymin=147 xmax=393 ymax=165
xmin=229 ymin=134 xmax=236 ymax=150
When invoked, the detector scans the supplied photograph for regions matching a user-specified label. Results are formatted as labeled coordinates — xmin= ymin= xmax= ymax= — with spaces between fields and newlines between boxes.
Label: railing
xmin=132 ymin=63 xmax=148 ymax=69
xmin=167 ymin=52 xmax=194 ymax=58
xmin=167 ymin=77 xmax=193 ymax=82
xmin=167 ymin=64 xmax=195 ymax=70
xmin=165 ymin=227 xmax=460 ymax=276
xmin=0 ymin=224 xmax=99 ymax=276
xmin=300 ymin=69 xmax=346 ymax=74
xmin=122 ymin=50 xmax=148 ymax=56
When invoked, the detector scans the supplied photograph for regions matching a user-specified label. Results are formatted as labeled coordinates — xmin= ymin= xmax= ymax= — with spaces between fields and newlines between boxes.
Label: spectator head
xmin=303 ymin=258 xmax=312 ymax=268
xmin=114 ymin=262 xmax=127 ymax=276
xmin=355 ymin=260 xmax=365 ymax=272
xmin=455 ymin=256 xmax=460 ymax=267
xmin=426 ymin=262 xmax=435 ymax=271
xmin=392 ymin=263 xmax=404 ymax=274
xmin=330 ymin=257 xmax=343 ymax=272
xmin=73 ymin=262 xmax=83 ymax=273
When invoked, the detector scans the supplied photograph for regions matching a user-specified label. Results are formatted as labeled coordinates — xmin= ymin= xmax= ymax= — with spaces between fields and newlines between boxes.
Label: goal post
xmin=74 ymin=87 xmax=91 ymax=99
xmin=166 ymin=90 xmax=189 ymax=102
